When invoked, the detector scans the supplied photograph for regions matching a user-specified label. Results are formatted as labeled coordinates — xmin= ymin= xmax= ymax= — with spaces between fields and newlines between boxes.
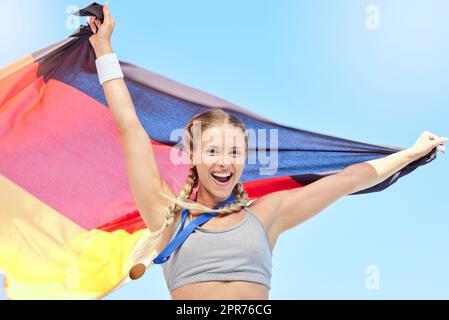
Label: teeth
xmin=212 ymin=172 xmax=231 ymax=178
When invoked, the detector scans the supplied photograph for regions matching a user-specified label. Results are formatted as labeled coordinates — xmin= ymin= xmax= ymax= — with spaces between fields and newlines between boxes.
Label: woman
xmin=88 ymin=3 xmax=447 ymax=300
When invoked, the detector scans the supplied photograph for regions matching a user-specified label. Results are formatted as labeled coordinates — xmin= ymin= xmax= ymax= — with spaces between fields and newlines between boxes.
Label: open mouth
xmin=210 ymin=172 xmax=233 ymax=185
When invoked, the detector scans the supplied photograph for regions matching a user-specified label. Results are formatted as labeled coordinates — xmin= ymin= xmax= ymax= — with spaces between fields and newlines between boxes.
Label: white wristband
xmin=95 ymin=53 xmax=124 ymax=85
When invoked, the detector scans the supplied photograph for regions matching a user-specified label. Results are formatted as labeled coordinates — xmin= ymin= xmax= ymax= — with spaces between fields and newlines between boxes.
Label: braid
xmin=163 ymin=166 xmax=198 ymax=226
xmin=212 ymin=182 xmax=250 ymax=215
xmin=128 ymin=169 xmax=198 ymax=280
xmin=158 ymin=179 xmax=250 ymax=220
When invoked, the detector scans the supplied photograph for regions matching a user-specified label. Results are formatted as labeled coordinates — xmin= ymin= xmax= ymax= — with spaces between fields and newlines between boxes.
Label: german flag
xmin=0 ymin=2 xmax=436 ymax=299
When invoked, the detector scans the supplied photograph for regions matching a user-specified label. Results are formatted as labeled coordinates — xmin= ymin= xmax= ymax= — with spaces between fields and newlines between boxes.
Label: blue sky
xmin=1 ymin=0 xmax=448 ymax=299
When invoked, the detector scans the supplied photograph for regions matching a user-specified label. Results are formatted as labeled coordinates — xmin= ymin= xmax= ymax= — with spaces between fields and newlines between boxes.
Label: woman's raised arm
xmin=88 ymin=3 xmax=177 ymax=233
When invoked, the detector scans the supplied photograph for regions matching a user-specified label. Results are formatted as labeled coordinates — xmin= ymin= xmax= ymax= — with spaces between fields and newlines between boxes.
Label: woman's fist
xmin=410 ymin=130 xmax=447 ymax=158
xmin=88 ymin=2 xmax=115 ymax=57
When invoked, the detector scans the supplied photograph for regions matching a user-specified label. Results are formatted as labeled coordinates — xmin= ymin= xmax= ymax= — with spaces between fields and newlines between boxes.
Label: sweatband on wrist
xmin=95 ymin=53 xmax=124 ymax=85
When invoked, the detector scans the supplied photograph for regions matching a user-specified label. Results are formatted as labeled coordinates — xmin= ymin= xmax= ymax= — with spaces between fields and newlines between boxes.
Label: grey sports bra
xmin=160 ymin=206 xmax=273 ymax=292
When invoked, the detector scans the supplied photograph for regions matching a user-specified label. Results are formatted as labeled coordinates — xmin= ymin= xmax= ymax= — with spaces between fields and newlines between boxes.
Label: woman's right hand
xmin=88 ymin=2 xmax=115 ymax=58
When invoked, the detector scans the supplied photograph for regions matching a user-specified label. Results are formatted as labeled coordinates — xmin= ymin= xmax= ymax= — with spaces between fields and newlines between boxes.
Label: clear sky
xmin=1 ymin=0 xmax=448 ymax=299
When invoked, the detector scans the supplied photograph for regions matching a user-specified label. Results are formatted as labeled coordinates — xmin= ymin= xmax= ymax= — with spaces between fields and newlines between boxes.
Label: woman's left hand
xmin=409 ymin=130 xmax=448 ymax=158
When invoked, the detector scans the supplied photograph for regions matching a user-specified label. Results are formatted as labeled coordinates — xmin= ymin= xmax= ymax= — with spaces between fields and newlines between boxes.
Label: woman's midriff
xmin=170 ymin=280 xmax=269 ymax=300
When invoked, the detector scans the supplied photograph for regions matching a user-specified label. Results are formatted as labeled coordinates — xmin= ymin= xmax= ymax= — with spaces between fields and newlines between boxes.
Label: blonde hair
xmin=159 ymin=107 xmax=250 ymax=228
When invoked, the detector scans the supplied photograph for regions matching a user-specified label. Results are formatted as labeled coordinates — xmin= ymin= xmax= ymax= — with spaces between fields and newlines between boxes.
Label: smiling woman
xmin=157 ymin=108 xmax=251 ymax=217
xmin=0 ymin=1 xmax=444 ymax=300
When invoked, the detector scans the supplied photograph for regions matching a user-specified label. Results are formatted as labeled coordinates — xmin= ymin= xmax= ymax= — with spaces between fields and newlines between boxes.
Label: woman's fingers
xmin=430 ymin=134 xmax=438 ymax=141
xmin=103 ymin=2 xmax=113 ymax=25
xmin=88 ymin=16 xmax=103 ymax=34
xmin=430 ymin=134 xmax=447 ymax=146
xmin=94 ymin=18 xmax=102 ymax=30
xmin=438 ymin=137 xmax=449 ymax=145
xmin=424 ymin=131 xmax=444 ymax=147
xmin=436 ymin=136 xmax=448 ymax=154
xmin=88 ymin=3 xmax=114 ymax=38
xmin=88 ymin=16 xmax=97 ymax=33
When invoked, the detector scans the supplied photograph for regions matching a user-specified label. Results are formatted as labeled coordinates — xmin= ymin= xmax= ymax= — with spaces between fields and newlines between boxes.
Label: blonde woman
xmin=88 ymin=3 xmax=448 ymax=300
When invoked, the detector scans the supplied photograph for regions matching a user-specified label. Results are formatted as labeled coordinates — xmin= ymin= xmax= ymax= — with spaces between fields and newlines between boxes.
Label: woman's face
xmin=191 ymin=124 xmax=247 ymax=200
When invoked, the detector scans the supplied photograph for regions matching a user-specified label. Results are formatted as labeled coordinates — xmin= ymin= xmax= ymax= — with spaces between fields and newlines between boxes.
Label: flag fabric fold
xmin=0 ymin=2 xmax=437 ymax=299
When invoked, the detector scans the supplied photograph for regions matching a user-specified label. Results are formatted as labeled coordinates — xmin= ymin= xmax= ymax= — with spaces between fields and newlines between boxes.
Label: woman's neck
xmin=191 ymin=185 xmax=230 ymax=216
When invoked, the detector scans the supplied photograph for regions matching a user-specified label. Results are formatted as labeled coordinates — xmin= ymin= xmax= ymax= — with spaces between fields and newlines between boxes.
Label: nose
xmin=216 ymin=152 xmax=233 ymax=165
